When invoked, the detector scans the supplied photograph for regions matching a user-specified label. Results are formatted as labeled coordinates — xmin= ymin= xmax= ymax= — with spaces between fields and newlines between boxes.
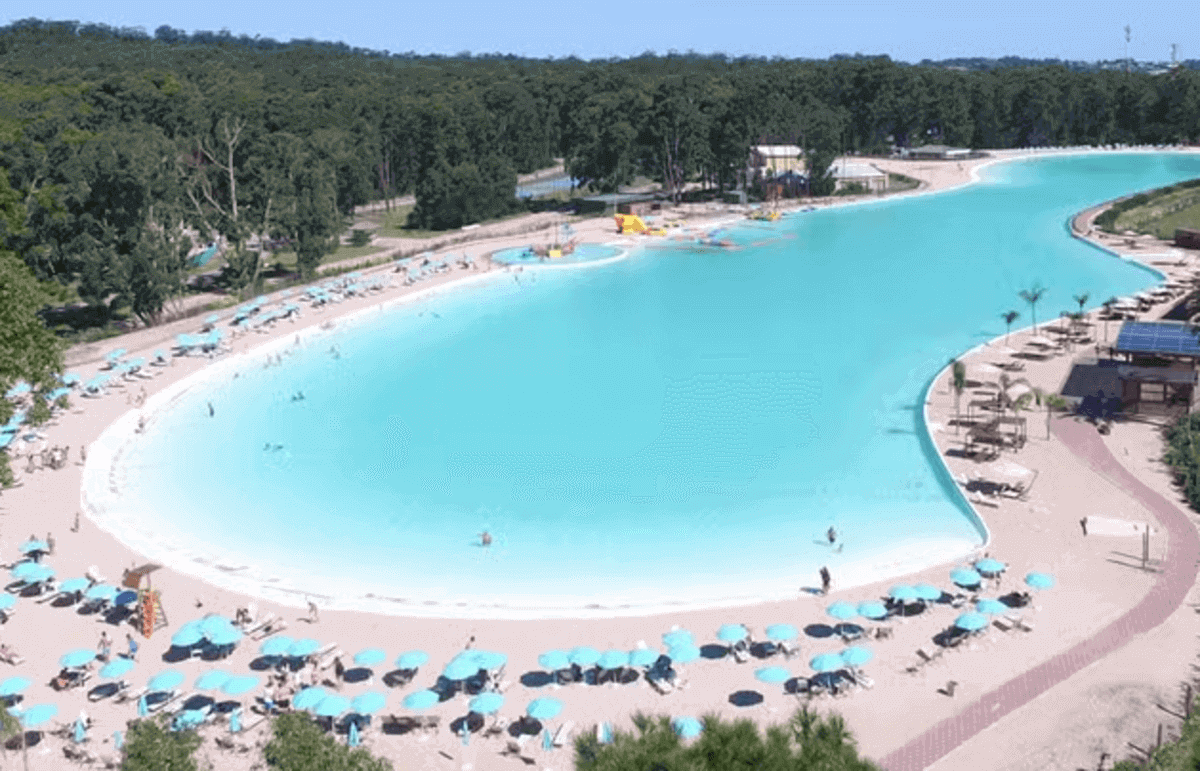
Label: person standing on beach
xmin=98 ymin=631 xmax=111 ymax=662
xmin=307 ymin=599 xmax=320 ymax=624
xmin=46 ymin=533 xmax=54 ymax=556
xmin=125 ymin=633 xmax=138 ymax=661
xmin=820 ymin=566 xmax=832 ymax=595
xmin=72 ymin=512 xmax=80 ymax=533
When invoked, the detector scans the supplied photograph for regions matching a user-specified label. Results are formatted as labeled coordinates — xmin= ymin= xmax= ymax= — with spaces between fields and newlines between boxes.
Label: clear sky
xmin=5 ymin=0 xmax=1198 ymax=64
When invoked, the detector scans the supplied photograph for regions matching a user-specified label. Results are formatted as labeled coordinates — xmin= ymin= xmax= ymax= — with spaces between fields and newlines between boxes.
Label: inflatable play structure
xmin=615 ymin=214 xmax=666 ymax=236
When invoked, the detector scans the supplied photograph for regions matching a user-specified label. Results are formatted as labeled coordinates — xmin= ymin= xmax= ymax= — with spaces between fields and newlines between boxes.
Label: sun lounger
xmin=317 ymin=648 xmax=344 ymax=670
xmin=552 ymin=720 xmax=575 ymax=747
xmin=916 ymin=647 xmax=941 ymax=664
xmin=777 ymin=640 xmax=797 ymax=658
xmin=1005 ymin=614 xmax=1034 ymax=632
xmin=115 ymin=686 xmax=147 ymax=704
xmin=731 ymin=645 xmax=749 ymax=663
xmin=993 ymin=616 xmax=1014 ymax=631
xmin=241 ymin=711 xmax=268 ymax=732
xmin=147 ymin=689 xmax=182 ymax=712
xmin=313 ymin=642 xmax=338 ymax=660
xmin=243 ymin=612 xmax=278 ymax=637
xmin=504 ymin=735 xmax=534 ymax=762
xmin=250 ymin=618 xmax=288 ymax=640
xmin=853 ymin=673 xmax=874 ymax=689
xmin=873 ymin=625 xmax=893 ymax=640
xmin=648 ymin=675 xmax=675 ymax=694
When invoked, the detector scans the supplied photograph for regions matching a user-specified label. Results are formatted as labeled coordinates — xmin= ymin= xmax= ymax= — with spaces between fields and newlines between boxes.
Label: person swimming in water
xmin=827 ymin=527 xmax=837 ymax=545
xmin=480 ymin=531 xmax=492 ymax=547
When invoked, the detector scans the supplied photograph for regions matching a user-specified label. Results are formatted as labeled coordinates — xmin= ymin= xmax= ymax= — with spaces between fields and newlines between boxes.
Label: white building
xmin=830 ymin=161 xmax=889 ymax=193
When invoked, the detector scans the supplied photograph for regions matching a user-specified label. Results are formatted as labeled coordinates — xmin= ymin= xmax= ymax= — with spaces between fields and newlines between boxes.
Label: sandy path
xmin=4 ymin=147 xmax=1200 ymax=770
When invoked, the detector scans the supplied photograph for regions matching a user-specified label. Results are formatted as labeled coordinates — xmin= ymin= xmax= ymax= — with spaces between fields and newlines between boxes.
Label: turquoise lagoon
xmin=85 ymin=153 xmax=1200 ymax=618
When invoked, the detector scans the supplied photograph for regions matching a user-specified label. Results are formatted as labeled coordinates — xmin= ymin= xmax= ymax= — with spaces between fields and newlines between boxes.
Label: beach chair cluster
xmin=174 ymin=329 xmax=227 ymax=357
xmin=302 ymin=273 xmax=391 ymax=306
xmin=402 ymin=257 xmax=452 ymax=286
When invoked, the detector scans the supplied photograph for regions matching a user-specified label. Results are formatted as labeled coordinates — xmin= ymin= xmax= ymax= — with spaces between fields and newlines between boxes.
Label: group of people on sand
xmin=24 ymin=443 xmax=71 ymax=472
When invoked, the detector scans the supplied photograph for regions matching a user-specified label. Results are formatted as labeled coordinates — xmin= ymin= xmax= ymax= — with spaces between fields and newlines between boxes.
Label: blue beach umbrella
xmin=57 ymin=578 xmax=90 ymax=595
xmin=350 ymin=692 xmax=387 ymax=715
xmin=194 ymin=670 xmax=230 ymax=691
xmin=810 ymin=653 xmax=844 ymax=672
xmin=18 ymin=539 xmax=48 ymax=555
xmin=403 ymin=690 xmax=439 ymax=710
xmin=526 ymin=698 xmax=563 ymax=720
xmin=292 ymin=687 xmax=327 ymax=711
xmin=396 ymin=650 xmax=428 ymax=669
xmin=354 ymin=648 xmax=387 ymax=668
xmin=259 ymin=636 xmax=295 ymax=657
xmin=538 ymin=651 xmax=569 ymax=671
xmin=100 ymin=658 xmax=135 ymax=680
xmin=471 ymin=651 xmax=507 ymax=671
xmin=442 ymin=657 xmax=480 ymax=681
xmin=221 ymin=676 xmax=260 ymax=697
xmin=468 ymin=693 xmax=504 ymax=715
xmin=975 ymin=599 xmax=1008 ymax=615
xmin=73 ymin=717 xmax=86 ymax=743
xmin=85 ymin=584 xmax=116 ymax=602
xmin=174 ymin=709 xmax=206 ymax=730
xmin=314 ymin=695 xmax=351 ymax=718
xmin=755 ymin=667 xmax=790 ymax=684
xmin=204 ymin=314 xmax=220 ymax=325
xmin=667 ymin=644 xmax=700 ymax=664
xmin=147 ymin=670 xmax=184 ymax=693
xmin=716 ymin=624 xmax=748 ymax=643
xmin=568 ymin=647 xmax=601 ymax=667
xmin=229 ymin=708 xmax=242 ymax=734
xmin=199 ymin=615 xmax=237 ymax=638
xmin=662 ymin=630 xmax=693 ymax=648
xmin=975 ymin=558 xmax=1006 ymax=576
xmin=348 ymin=721 xmax=359 ymax=748
xmin=0 ymin=677 xmax=30 ymax=696
xmin=954 ymin=612 xmax=989 ymax=631
xmin=629 ymin=649 xmax=659 ymax=667
xmin=542 ymin=728 xmax=552 ymax=750
xmin=106 ymin=348 xmax=127 ymax=360
xmin=113 ymin=731 xmax=123 ymax=750
xmin=765 ymin=624 xmax=798 ymax=641
xmin=826 ymin=601 xmax=857 ymax=620
xmin=672 ymin=716 xmax=703 ymax=739
xmin=18 ymin=703 xmax=57 ymax=727
xmin=598 ymin=650 xmax=629 ymax=670
xmin=171 ymin=623 xmax=205 ymax=648
xmin=857 ymin=601 xmax=888 ymax=620
xmin=0 ymin=596 xmax=15 ymax=611
xmin=914 ymin=583 xmax=943 ymax=601
xmin=59 ymin=649 xmax=96 ymax=669
xmin=841 ymin=647 xmax=874 ymax=667
xmin=1025 ymin=572 xmax=1056 ymax=589
xmin=950 ymin=568 xmax=983 ymax=588
xmin=207 ymin=626 xmax=243 ymax=647
xmin=287 ymin=639 xmax=320 ymax=658
xmin=137 ymin=695 xmax=148 ymax=717
xmin=10 ymin=563 xmax=44 ymax=581
xmin=888 ymin=585 xmax=919 ymax=602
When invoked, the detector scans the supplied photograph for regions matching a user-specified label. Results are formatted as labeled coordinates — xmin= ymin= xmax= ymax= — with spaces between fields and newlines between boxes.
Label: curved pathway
xmin=879 ymin=416 xmax=1200 ymax=771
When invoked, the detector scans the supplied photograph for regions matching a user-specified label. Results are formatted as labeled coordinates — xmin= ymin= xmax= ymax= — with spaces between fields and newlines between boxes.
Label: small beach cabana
xmin=1110 ymin=320 xmax=1200 ymax=415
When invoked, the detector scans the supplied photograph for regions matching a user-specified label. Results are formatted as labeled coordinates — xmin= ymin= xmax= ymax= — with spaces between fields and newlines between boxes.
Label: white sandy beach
xmin=4 ymin=146 xmax=1200 ymax=770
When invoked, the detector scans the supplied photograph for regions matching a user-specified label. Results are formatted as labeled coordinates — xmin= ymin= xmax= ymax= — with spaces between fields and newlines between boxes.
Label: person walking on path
xmin=124 ymin=633 xmax=138 ymax=661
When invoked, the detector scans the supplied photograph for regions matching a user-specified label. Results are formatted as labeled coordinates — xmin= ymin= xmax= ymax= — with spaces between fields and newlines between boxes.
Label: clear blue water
xmin=93 ymin=153 xmax=1200 ymax=617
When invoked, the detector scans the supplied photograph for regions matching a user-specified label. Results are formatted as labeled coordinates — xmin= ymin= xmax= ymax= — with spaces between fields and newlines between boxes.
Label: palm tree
xmin=1028 ymin=387 xmax=1070 ymax=440
xmin=1102 ymin=296 xmax=1119 ymax=342
xmin=951 ymin=359 xmax=966 ymax=436
xmin=1001 ymin=310 xmax=1020 ymax=344
xmin=1018 ymin=283 xmax=1047 ymax=334
xmin=1074 ymin=292 xmax=1090 ymax=314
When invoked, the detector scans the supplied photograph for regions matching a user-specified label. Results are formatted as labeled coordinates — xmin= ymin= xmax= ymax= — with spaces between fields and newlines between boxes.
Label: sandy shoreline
xmin=5 ymin=146 xmax=1200 ymax=770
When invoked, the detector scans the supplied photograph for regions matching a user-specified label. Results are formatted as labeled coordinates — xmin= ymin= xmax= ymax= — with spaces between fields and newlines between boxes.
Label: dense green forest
xmin=1 ymin=16 xmax=1199 ymax=341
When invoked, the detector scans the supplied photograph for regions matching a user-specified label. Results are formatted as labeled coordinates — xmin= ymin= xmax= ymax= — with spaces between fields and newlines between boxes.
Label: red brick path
xmin=877 ymin=417 xmax=1200 ymax=770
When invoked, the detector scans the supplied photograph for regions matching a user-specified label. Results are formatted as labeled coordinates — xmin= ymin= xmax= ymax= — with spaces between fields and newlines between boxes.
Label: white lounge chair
xmin=552 ymin=720 xmax=575 ymax=747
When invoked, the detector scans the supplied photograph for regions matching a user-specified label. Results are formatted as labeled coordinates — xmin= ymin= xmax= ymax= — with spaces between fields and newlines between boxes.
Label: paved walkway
xmin=879 ymin=416 xmax=1200 ymax=771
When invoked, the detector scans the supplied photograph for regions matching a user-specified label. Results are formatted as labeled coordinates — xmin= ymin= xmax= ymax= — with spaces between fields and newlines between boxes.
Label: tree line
xmin=1 ymin=17 xmax=1200 ymax=340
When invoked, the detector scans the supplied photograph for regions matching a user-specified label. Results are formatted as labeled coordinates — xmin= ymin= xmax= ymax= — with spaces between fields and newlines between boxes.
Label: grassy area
xmin=887 ymin=172 xmax=921 ymax=192
xmin=372 ymin=204 xmax=540 ymax=239
xmin=267 ymin=244 xmax=384 ymax=271
xmin=1098 ymin=178 xmax=1200 ymax=238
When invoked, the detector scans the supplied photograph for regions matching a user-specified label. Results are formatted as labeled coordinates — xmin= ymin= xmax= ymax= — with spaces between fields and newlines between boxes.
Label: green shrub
xmin=349 ymin=229 xmax=373 ymax=247
xmin=264 ymin=712 xmax=392 ymax=771
xmin=575 ymin=707 xmax=880 ymax=771
xmin=27 ymin=397 xmax=51 ymax=427
xmin=120 ymin=716 xmax=201 ymax=771
xmin=0 ymin=452 xmax=13 ymax=489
